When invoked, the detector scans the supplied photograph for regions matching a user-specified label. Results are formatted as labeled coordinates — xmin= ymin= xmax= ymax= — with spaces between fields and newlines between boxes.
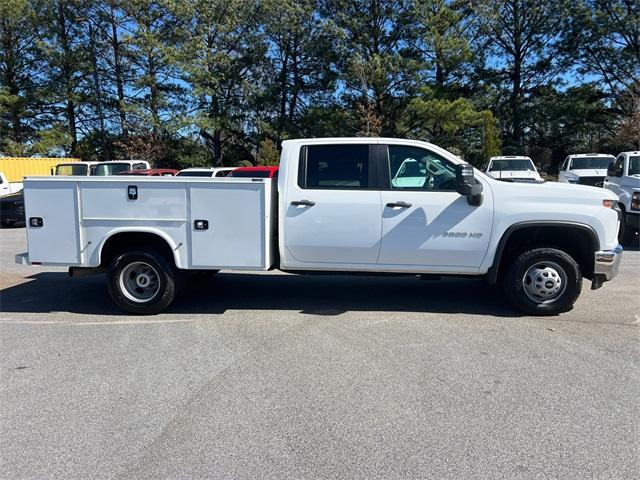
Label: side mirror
xmin=455 ymin=164 xmax=483 ymax=206
xmin=606 ymin=163 xmax=616 ymax=177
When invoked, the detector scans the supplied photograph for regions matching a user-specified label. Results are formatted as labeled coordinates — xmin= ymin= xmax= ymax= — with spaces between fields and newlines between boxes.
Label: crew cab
xmin=485 ymin=156 xmax=543 ymax=183
xmin=16 ymin=138 xmax=622 ymax=316
xmin=604 ymin=151 xmax=639 ymax=244
xmin=558 ymin=153 xmax=615 ymax=187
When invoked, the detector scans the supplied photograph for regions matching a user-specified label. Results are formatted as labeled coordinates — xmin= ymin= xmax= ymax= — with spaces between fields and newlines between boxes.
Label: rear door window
xmin=300 ymin=144 xmax=372 ymax=189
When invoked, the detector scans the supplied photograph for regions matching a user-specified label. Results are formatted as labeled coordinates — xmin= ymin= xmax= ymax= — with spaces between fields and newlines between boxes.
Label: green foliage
xmin=256 ymin=139 xmax=280 ymax=166
xmin=481 ymin=112 xmax=501 ymax=162
xmin=0 ymin=0 xmax=637 ymax=171
xmin=402 ymin=88 xmax=498 ymax=165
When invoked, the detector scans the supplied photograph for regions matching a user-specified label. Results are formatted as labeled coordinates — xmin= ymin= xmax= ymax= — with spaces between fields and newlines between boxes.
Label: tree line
xmin=1 ymin=0 xmax=638 ymax=170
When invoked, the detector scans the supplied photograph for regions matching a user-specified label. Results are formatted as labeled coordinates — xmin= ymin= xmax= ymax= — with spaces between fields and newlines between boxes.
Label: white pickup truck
xmin=604 ymin=151 xmax=639 ymax=244
xmin=16 ymin=138 xmax=622 ymax=316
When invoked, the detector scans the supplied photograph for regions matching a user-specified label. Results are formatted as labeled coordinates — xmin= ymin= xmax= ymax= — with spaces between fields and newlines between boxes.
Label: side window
xmin=561 ymin=158 xmax=568 ymax=171
xmin=387 ymin=145 xmax=456 ymax=191
xmin=614 ymin=156 xmax=624 ymax=176
xmin=215 ymin=171 xmax=227 ymax=177
xmin=301 ymin=144 xmax=371 ymax=189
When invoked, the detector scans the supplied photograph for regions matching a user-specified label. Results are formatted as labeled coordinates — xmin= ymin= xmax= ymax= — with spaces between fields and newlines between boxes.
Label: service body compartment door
xmin=81 ymin=182 xmax=186 ymax=221
xmin=189 ymin=181 xmax=272 ymax=269
xmin=24 ymin=180 xmax=80 ymax=264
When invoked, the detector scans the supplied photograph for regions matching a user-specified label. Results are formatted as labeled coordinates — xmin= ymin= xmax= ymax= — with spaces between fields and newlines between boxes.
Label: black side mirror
xmin=606 ymin=163 xmax=616 ymax=177
xmin=455 ymin=164 xmax=483 ymax=206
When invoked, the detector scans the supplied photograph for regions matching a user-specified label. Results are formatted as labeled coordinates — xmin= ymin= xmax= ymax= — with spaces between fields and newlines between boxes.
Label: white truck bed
xmin=20 ymin=176 xmax=276 ymax=270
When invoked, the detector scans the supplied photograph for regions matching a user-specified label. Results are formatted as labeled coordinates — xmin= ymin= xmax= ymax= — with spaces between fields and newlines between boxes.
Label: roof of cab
xmin=566 ymin=153 xmax=615 ymax=158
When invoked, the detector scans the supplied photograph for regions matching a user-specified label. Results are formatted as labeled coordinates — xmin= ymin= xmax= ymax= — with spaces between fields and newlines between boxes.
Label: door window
xmin=300 ymin=144 xmax=371 ymax=189
xmin=386 ymin=145 xmax=456 ymax=191
xmin=613 ymin=156 xmax=624 ymax=176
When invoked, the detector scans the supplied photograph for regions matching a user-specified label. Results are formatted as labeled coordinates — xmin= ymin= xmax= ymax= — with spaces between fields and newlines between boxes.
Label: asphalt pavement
xmin=0 ymin=226 xmax=638 ymax=479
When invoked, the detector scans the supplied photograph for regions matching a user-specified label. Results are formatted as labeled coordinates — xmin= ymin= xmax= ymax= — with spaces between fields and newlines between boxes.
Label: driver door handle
xmin=386 ymin=201 xmax=412 ymax=208
xmin=291 ymin=200 xmax=315 ymax=207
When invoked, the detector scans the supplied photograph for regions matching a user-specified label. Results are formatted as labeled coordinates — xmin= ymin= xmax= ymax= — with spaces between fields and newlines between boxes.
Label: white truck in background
xmin=558 ymin=153 xmax=616 ymax=187
xmin=16 ymin=138 xmax=622 ymax=316
xmin=604 ymin=151 xmax=640 ymax=244
xmin=485 ymin=156 xmax=543 ymax=183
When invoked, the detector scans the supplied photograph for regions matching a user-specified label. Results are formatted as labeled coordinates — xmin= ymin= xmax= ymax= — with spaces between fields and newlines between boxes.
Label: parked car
xmin=0 ymin=190 xmax=25 ymax=226
xmin=604 ymin=151 xmax=639 ymax=244
xmin=484 ymin=156 xmax=543 ymax=183
xmin=229 ymin=166 xmax=279 ymax=178
xmin=117 ymin=169 xmax=178 ymax=176
xmin=17 ymin=138 xmax=622 ymax=316
xmin=54 ymin=162 xmax=99 ymax=176
xmin=92 ymin=160 xmax=151 ymax=176
xmin=557 ymin=154 xmax=615 ymax=187
xmin=176 ymin=167 xmax=235 ymax=177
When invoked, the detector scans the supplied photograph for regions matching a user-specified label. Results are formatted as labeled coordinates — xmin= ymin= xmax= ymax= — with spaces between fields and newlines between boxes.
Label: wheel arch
xmin=486 ymin=221 xmax=599 ymax=284
xmin=97 ymin=228 xmax=183 ymax=269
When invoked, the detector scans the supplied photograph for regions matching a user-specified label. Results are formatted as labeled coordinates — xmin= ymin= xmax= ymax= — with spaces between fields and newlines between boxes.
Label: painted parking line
xmin=0 ymin=317 xmax=195 ymax=326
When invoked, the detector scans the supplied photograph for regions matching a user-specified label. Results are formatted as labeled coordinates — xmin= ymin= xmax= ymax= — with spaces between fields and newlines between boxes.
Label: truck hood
xmin=568 ymin=168 xmax=607 ymax=178
xmin=621 ymin=175 xmax=640 ymax=188
xmin=487 ymin=170 xmax=541 ymax=180
xmin=489 ymin=175 xmax=617 ymax=201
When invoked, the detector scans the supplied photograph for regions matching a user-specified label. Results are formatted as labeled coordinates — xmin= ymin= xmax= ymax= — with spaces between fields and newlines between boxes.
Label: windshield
xmin=569 ymin=157 xmax=613 ymax=170
xmin=93 ymin=163 xmax=133 ymax=176
xmin=489 ymin=159 xmax=534 ymax=172
xmin=629 ymin=156 xmax=640 ymax=176
xmin=176 ymin=171 xmax=213 ymax=177
xmin=230 ymin=170 xmax=271 ymax=178
xmin=56 ymin=164 xmax=88 ymax=175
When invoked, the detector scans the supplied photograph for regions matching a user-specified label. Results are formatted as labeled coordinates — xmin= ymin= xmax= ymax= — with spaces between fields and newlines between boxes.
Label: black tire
xmin=618 ymin=211 xmax=638 ymax=247
xmin=107 ymin=249 xmax=177 ymax=315
xmin=502 ymin=247 xmax=582 ymax=316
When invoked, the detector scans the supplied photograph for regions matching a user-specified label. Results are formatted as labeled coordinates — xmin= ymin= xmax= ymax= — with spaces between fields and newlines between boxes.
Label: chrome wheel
xmin=522 ymin=261 xmax=567 ymax=304
xmin=119 ymin=261 xmax=161 ymax=303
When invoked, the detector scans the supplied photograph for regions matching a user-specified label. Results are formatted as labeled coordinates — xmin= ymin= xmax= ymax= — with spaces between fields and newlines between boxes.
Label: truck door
xmin=284 ymin=144 xmax=382 ymax=264
xmin=557 ymin=158 xmax=568 ymax=182
xmin=604 ymin=155 xmax=624 ymax=197
xmin=377 ymin=144 xmax=492 ymax=269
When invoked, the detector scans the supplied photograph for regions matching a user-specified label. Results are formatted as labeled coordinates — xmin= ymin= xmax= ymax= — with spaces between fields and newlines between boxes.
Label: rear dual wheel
xmin=107 ymin=249 xmax=177 ymax=315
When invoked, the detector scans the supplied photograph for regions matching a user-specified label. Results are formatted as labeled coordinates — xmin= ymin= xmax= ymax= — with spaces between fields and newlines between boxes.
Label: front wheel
xmin=107 ymin=249 xmax=177 ymax=315
xmin=502 ymin=248 xmax=582 ymax=316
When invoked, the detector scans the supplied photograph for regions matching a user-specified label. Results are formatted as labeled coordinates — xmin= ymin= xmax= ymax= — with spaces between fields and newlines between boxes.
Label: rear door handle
xmin=291 ymin=200 xmax=315 ymax=207
xmin=386 ymin=201 xmax=412 ymax=208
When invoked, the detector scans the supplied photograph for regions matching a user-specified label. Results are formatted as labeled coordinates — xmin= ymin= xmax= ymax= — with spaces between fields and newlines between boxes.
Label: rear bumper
xmin=591 ymin=245 xmax=623 ymax=289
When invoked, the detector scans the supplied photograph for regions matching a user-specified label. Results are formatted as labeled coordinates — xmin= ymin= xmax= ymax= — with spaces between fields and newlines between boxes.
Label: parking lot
xmin=0 ymin=226 xmax=638 ymax=479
